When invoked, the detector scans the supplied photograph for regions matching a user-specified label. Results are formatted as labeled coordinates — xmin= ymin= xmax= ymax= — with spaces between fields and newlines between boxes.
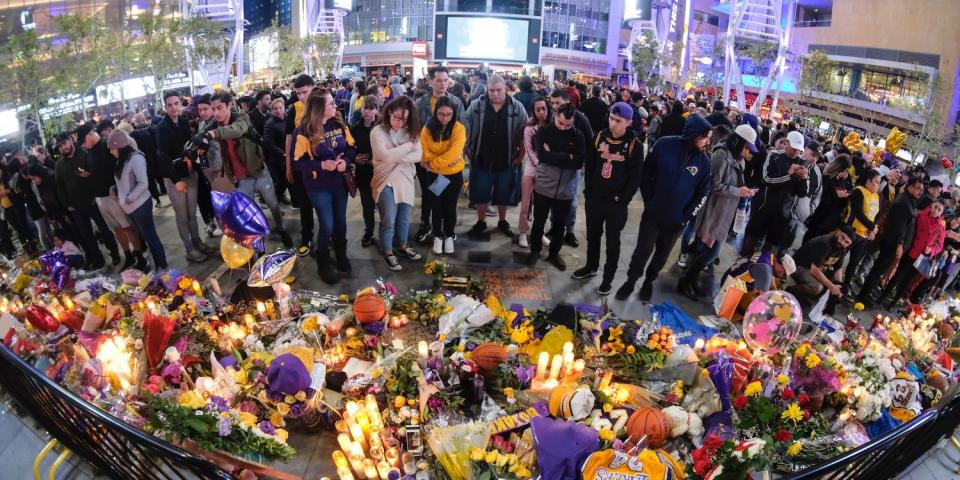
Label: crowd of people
xmin=4 ymin=67 xmax=958 ymax=316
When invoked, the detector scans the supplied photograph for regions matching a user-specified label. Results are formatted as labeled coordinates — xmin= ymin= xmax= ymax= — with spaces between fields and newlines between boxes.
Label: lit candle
xmin=350 ymin=423 xmax=368 ymax=451
xmin=192 ymin=280 xmax=202 ymax=297
xmin=385 ymin=447 xmax=400 ymax=466
xmin=562 ymin=350 xmax=575 ymax=378
xmin=573 ymin=359 xmax=585 ymax=374
xmin=62 ymin=295 xmax=74 ymax=310
xmin=694 ymin=338 xmax=705 ymax=353
xmin=363 ymin=460 xmax=378 ymax=480
xmin=377 ymin=460 xmax=392 ymax=480
xmin=336 ymin=468 xmax=354 ymax=480
xmin=337 ymin=433 xmax=353 ymax=452
xmin=348 ymin=441 xmax=364 ymax=460
xmin=256 ymin=301 xmax=267 ymax=322
xmin=336 ymin=420 xmax=349 ymax=434
xmin=345 ymin=401 xmax=359 ymax=418
xmin=332 ymin=450 xmax=350 ymax=469
xmin=418 ymin=340 xmax=429 ymax=361
xmin=548 ymin=353 xmax=563 ymax=381
xmin=244 ymin=313 xmax=255 ymax=328
xmin=562 ymin=341 xmax=573 ymax=355
xmin=536 ymin=351 xmax=549 ymax=380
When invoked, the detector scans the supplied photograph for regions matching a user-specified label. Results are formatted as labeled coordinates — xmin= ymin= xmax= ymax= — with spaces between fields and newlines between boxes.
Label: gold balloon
xmin=220 ymin=236 xmax=254 ymax=269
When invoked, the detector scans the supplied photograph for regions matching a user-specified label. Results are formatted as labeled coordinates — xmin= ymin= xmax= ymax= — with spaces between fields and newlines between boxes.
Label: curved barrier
xmin=785 ymin=386 xmax=960 ymax=480
xmin=0 ymin=344 xmax=232 ymax=480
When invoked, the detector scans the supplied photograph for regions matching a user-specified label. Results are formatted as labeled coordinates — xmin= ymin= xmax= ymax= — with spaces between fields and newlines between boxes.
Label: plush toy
xmin=661 ymin=405 xmax=705 ymax=446
xmin=682 ymin=369 xmax=722 ymax=419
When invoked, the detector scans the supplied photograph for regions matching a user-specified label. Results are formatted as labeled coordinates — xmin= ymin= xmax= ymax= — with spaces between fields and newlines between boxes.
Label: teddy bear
xmin=662 ymin=405 xmax=705 ymax=446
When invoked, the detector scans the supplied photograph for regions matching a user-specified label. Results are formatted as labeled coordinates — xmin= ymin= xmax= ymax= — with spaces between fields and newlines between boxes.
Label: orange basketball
xmin=626 ymin=407 xmax=670 ymax=448
xmin=353 ymin=292 xmax=386 ymax=324
xmin=472 ymin=343 xmax=508 ymax=376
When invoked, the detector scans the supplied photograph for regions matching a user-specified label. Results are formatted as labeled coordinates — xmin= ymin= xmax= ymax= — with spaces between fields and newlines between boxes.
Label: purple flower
xmin=515 ymin=365 xmax=535 ymax=387
xmin=427 ymin=396 xmax=445 ymax=413
xmin=259 ymin=420 xmax=276 ymax=435
xmin=209 ymin=396 xmax=229 ymax=413
xmin=236 ymin=400 xmax=258 ymax=414
xmin=160 ymin=362 xmax=182 ymax=385
xmin=384 ymin=282 xmax=398 ymax=295
xmin=289 ymin=403 xmax=306 ymax=417
xmin=217 ymin=417 xmax=232 ymax=436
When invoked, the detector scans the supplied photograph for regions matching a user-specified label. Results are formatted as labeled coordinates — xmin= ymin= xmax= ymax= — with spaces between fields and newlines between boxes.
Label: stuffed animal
xmin=682 ymin=369 xmax=722 ymax=419
xmin=661 ymin=405 xmax=705 ymax=446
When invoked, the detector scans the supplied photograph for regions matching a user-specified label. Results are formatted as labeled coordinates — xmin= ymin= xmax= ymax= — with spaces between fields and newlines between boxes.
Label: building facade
xmin=245 ymin=0 xmax=293 ymax=36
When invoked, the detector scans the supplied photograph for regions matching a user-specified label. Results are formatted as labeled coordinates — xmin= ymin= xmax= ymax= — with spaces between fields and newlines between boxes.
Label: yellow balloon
xmin=220 ymin=236 xmax=254 ymax=269
xmin=684 ymin=82 xmax=694 ymax=91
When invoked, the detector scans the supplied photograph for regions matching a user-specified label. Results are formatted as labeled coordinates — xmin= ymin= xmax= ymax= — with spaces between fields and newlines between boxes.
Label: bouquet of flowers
xmin=688 ymin=435 xmax=769 ymax=480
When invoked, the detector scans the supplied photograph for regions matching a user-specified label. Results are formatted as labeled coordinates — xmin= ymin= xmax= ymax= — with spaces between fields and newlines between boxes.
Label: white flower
xmin=745 ymin=438 xmax=766 ymax=457
xmin=164 ymin=346 xmax=180 ymax=363
xmin=705 ymin=465 xmax=724 ymax=480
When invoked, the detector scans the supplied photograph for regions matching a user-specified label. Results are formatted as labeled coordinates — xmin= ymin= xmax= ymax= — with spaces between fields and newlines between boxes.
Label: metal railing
xmin=0 ymin=343 xmax=232 ymax=480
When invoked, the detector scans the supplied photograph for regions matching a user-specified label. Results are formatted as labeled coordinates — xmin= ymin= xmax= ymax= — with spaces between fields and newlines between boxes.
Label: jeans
xmin=859 ymin=241 xmax=900 ymax=301
xmin=306 ymin=188 xmax=347 ymax=252
xmin=625 ymin=213 xmax=683 ymax=285
xmin=197 ymin=170 xmax=214 ymax=225
xmin=71 ymin=203 xmax=120 ymax=264
xmin=291 ymin=170 xmax=315 ymax=244
xmin=378 ymin=186 xmax=412 ymax=253
xmin=163 ymin=173 xmax=202 ymax=250
xmin=565 ymin=169 xmax=582 ymax=229
xmin=679 ymin=219 xmax=698 ymax=254
xmin=128 ymin=200 xmax=167 ymax=269
xmin=424 ymin=171 xmax=463 ymax=238
xmin=518 ymin=174 xmax=535 ymax=234
xmin=530 ymin=192 xmax=572 ymax=256
xmin=681 ymin=238 xmax=725 ymax=284
xmin=34 ymin=217 xmax=53 ymax=251
xmin=238 ymin=168 xmax=286 ymax=233
xmin=359 ymin=187 xmax=376 ymax=237
xmin=584 ymin=197 xmax=629 ymax=283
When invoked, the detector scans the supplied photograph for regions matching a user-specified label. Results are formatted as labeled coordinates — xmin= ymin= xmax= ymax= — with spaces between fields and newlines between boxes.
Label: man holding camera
xmin=202 ymin=92 xmax=292 ymax=248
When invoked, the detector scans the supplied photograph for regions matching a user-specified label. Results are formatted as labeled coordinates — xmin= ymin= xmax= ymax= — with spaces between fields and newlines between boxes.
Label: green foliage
xmin=263 ymin=19 xmax=306 ymax=79
xmin=303 ymin=33 xmax=340 ymax=78
xmin=630 ymin=31 xmax=663 ymax=87
xmin=798 ymin=50 xmax=836 ymax=97
xmin=384 ymin=353 xmax=420 ymax=399
xmin=135 ymin=12 xmax=227 ymax=99
xmin=0 ymin=29 xmax=53 ymax=142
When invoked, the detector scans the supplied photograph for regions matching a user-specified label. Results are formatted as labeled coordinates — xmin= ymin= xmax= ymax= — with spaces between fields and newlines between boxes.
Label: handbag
xmin=344 ymin=165 xmax=358 ymax=198
xmin=913 ymin=254 xmax=937 ymax=279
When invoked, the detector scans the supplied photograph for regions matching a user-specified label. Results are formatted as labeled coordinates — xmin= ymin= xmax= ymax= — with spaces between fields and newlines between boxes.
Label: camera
xmin=182 ymin=137 xmax=210 ymax=170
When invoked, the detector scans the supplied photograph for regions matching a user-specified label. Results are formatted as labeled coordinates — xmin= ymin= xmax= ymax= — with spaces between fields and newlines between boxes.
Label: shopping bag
xmin=652 ymin=301 xmax=718 ymax=347
xmin=913 ymin=255 xmax=936 ymax=279
xmin=713 ymin=276 xmax=747 ymax=321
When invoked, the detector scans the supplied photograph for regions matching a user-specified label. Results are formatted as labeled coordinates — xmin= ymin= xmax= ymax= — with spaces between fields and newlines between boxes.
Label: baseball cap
xmin=55 ymin=132 xmax=72 ymax=145
xmin=734 ymin=124 xmax=759 ymax=153
xmin=780 ymin=254 xmax=796 ymax=277
xmin=609 ymin=102 xmax=634 ymax=120
xmin=106 ymin=130 xmax=131 ymax=150
xmin=787 ymin=131 xmax=805 ymax=150
xmin=74 ymin=123 xmax=95 ymax=142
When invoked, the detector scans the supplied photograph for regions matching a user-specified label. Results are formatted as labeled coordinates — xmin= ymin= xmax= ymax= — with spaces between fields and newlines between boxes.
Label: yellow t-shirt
xmin=845 ymin=185 xmax=879 ymax=238
xmin=581 ymin=448 xmax=686 ymax=480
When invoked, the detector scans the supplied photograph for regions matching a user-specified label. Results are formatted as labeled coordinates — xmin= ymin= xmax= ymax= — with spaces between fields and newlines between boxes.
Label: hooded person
xmin=658 ymin=99 xmax=686 ymax=138
xmin=571 ymin=102 xmax=644 ymax=295
xmin=677 ymin=124 xmax=759 ymax=299
xmin=615 ymin=114 xmax=713 ymax=302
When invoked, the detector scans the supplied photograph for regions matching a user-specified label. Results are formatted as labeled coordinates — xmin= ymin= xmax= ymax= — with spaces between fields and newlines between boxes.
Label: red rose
xmin=803 ymin=409 xmax=811 ymax=420
xmin=733 ymin=395 xmax=748 ymax=409
xmin=799 ymin=392 xmax=810 ymax=405
xmin=703 ymin=434 xmax=724 ymax=451
xmin=781 ymin=388 xmax=795 ymax=401
xmin=775 ymin=428 xmax=792 ymax=442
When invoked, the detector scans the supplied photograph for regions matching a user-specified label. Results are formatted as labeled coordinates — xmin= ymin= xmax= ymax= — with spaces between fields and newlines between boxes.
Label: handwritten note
xmin=483 ymin=271 xmax=551 ymax=302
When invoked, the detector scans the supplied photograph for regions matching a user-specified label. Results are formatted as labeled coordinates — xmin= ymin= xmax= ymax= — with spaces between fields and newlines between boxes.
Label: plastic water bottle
xmin=733 ymin=197 xmax=750 ymax=235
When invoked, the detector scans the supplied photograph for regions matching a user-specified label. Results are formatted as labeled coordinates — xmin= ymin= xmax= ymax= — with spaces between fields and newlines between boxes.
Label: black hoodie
xmin=584 ymin=128 xmax=644 ymax=204
xmin=658 ymin=100 xmax=685 ymax=138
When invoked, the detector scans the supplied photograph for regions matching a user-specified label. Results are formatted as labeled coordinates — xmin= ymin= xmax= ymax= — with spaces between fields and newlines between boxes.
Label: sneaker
xmin=571 ymin=266 xmax=598 ymax=279
xmin=542 ymin=235 xmax=552 ymax=247
xmin=518 ymin=233 xmax=529 ymax=248
xmin=398 ymin=247 xmax=422 ymax=261
xmin=361 ymin=233 xmax=374 ymax=248
xmin=526 ymin=252 xmax=539 ymax=266
xmin=564 ymin=232 xmax=579 ymax=248
xmin=155 ymin=199 xmax=163 ymax=208
xmin=186 ymin=249 xmax=207 ymax=263
xmin=444 ymin=237 xmax=455 ymax=254
xmin=415 ymin=224 xmax=432 ymax=244
xmin=546 ymin=254 xmax=566 ymax=271
xmin=597 ymin=280 xmax=613 ymax=296
xmin=615 ymin=281 xmax=636 ymax=301
xmin=384 ymin=254 xmax=402 ymax=271
xmin=498 ymin=220 xmax=515 ymax=237
xmin=297 ymin=241 xmax=313 ymax=257
xmin=433 ymin=237 xmax=443 ymax=255
xmin=279 ymin=231 xmax=293 ymax=248
xmin=468 ymin=220 xmax=487 ymax=238
xmin=638 ymin=281 xmax=654 ymax=302
xmin=677 ymin=253 xmax=689 ymax=269
xmin=206 ymin=223 xmax=222 ymax=238
xmin=193 ymin=240 xmax=217 ymax=255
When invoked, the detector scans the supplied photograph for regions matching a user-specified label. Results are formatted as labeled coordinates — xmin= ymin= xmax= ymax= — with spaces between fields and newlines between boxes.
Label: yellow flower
xmin=301 ymin=315 xmax=318 ymax=333
xmin=464 ymin=352 xmax=473 ymax=359
xmin=284 ymin=395 xmax=296 ymax=404
xmin=516 ymin=466 xmax=531 ymax=479
xmin=505 ymin=453 xmax=518 ymax=466
xmin=407 ymin=399 xmax=417 ymax=407
xmin=295 ymin=391 xmax=307 ymax=402
xmin=470 ymin=448 xmax=485 ymax=462
xmin=854 ymin=302 xmax=865 ymax=312
xmin=178 ymin=390 xmax=206 ymax=410
xmin=394 ymin=396 xmax=407 ymax=409
xmin=456 ymin=344 xmax=466 ymax=352
xmin=599 ymin=428 xmax=616 ymax=442
xmin=781 ymin=402 xmax=803 ymax=424
xmin=786 ymin=442 xmax=803 ymax=457
xmin=795 ymin=344 xmax=809 ymax=358
xmin=276 ymin=403 xmax=290 ymax=415
xmin=371 ymin=368 xmax=382 ymax=379
xmin=239 ymin=412 xmax=258 ymax=427
xmin=626 ymin=345 xmax=636 ymax=354
xmin=438 ymin=334 xmax=447 ymax=342
xmin=805 ymin=353 xmax=822 ymax=369
xmin=485 ymin=450 xmax=499 ymax=464
xmin=275 ymin=428 xmax=289 ymax=442
xmin=495 ymin=453 xmax=509 ymax=467
xmin=270 ymin=411 xmax=285 ymax=427
xmin=744 ymin=381 xmax=763 ymax=397
xmin=511 ymin=328 xmax=530 ymax=344
xmin=777 ymin=374 xmax=790 ymax=386
xmin=504 ymin=387 xmax=515 ymax=399
xmin=603 ymin=403 xmax=613 ymax=413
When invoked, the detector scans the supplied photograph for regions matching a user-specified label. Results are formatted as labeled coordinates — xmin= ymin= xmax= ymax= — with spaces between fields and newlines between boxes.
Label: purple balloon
xmin=51 ymin=262 xmax=72 ymax=290
xmin=39 ymin=250 xmax=66 ymax=275
xmin=531 ymin=416 xmax=599 ymax=480
xmin=211 ymin=191 xmax=270 ymax=250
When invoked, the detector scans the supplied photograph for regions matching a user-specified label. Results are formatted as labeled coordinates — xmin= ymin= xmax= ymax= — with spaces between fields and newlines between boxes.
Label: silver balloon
xmin=248 ymin=250 xmax=297 ymax=287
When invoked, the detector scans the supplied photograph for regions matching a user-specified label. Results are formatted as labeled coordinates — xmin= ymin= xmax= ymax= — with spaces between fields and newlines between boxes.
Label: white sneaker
xmin=542 ymin=235 xmax=551 ymax=247
xmin=518 ymin=233 xmax=529 ymax=248
xmin=433 ymin=237 xmax=443 ymax=255
xmin=444 ymin=237 xmax=455 ymax=254
xmin=678 ymin=253 xmax=689 ymax=268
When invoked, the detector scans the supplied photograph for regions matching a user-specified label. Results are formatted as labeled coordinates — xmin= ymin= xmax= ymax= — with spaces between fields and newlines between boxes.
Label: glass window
xmin=344 ymin=0 xmax=435 ymax=45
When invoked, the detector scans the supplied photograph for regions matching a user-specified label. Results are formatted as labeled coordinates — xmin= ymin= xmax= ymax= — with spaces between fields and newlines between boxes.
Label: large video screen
xmin=439 ymin=16 xmax=535 ymax=63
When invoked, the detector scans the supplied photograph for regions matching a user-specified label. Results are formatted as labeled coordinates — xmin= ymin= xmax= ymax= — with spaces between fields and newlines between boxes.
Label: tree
xmin=797 ymin=50 xmax=836 ymax=98
xmin=630 ymin=31 xmax=663 ymax=88
xmin=134 ymin=12 xmax=226 ymax=102
xmin=50 ymin=13 xmax=112 ymax=121
xmin=263 ymin=19 xmax=306 ymax=80
xmin=303 ymin=33 xmax=340 ymax=79
xmin=0 ymin=29 xmax=53 ymax=144
xmin=909 ymin=73 xmax=948 ymax=161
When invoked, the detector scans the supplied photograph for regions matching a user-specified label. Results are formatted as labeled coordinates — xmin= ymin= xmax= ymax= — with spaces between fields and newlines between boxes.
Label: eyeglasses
xmin=391 ymin=113 xmax=408 ymax=122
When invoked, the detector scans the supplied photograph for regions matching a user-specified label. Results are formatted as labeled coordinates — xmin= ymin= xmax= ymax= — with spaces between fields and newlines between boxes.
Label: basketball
xmin=472 ymin=343 xmax=508 ymax=376
xmin=626 ymin=407 xmax=670 ymax=448
xmin=353 ymin=292 xmax=386 ymax=324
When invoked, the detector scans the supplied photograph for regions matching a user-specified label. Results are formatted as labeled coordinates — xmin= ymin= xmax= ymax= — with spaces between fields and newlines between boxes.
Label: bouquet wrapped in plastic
xmin=426 ymin=420 xmax=491 ymax=480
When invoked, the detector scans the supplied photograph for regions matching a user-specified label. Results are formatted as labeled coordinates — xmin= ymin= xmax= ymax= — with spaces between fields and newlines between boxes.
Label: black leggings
xmin=424 ymin=171 xmax=463 ymax=239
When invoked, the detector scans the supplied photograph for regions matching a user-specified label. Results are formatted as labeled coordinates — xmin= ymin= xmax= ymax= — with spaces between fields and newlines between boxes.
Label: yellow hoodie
xmin=420 ymin=121 xmax=466 ymax=176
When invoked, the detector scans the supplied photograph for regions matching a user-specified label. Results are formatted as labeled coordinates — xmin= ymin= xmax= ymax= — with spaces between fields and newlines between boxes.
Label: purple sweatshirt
xmin=292 ymin=119 xmax=356 ymax=191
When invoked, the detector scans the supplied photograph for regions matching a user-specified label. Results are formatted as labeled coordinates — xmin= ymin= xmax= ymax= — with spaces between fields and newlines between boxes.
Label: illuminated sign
xmin=325 ymin=0 xmax=352 ymax=10
xmin=412 ymin=41 xmax=429 ymax=57
xmin=623 ymin=0 xmax=653 ymax=22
